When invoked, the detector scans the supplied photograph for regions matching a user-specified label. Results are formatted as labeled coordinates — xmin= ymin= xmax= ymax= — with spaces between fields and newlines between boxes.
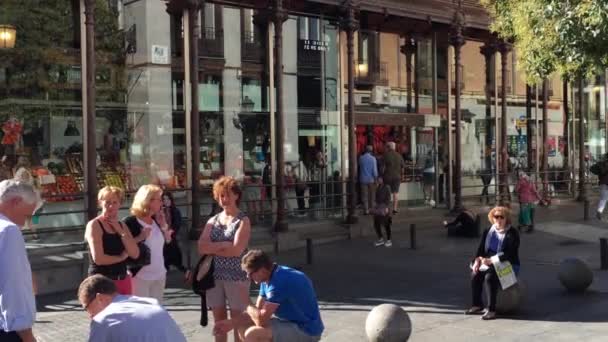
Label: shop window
xmin=200 ymin=75 xmax=222 ymax=112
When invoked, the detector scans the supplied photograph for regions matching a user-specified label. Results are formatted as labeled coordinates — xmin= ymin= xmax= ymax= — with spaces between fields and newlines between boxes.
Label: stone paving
xmin=33 ymin=202 xmax=608 ymax=341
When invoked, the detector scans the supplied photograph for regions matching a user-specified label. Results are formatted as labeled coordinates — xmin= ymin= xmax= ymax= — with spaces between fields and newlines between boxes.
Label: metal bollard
xmin=584 ymin=199 xmax=590 ymax=221
xmin=600 ymin=238 xmax=608 ymax=270
xmin=410 ymin=224 xmax=416 ymax=250
xmin=306 ymin=238 xmax=313 ymax=265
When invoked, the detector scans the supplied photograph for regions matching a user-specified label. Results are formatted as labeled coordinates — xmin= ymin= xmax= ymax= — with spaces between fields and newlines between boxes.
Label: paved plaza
xmin=32 ymin=202 xmax=608 ymax=341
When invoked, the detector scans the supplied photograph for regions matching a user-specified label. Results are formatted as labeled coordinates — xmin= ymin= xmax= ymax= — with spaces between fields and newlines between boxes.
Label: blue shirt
xmin=359 ymin=153 xmax=378 ymax=184
xmin=89 ymin=295 xmax=186 ymax=342
xmin=0 ymin=214 xmax=36 ymax=333
xmin=259 ymin=265 xmax=324 ymax=337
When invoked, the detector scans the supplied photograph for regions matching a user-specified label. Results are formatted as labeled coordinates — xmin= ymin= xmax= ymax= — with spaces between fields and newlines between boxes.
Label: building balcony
xmin=199 ymin=27 xmax=224 ymax=59
xmin=242 ymin=30 xmax=264 ymax=64
xmin=354 ymin=60 xmax=388 ymax=88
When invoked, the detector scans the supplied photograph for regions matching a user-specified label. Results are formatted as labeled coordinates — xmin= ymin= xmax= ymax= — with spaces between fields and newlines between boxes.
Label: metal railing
xmin=355 ymin=60 xmax=388 ymax=87
xmin=199 ymin=27 xmax=224 ymax=58
xmin=242 ymin=30 xmax=264 ymax=63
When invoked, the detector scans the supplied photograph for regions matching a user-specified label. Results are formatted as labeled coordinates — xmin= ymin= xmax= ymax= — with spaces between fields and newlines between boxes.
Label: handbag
xmin=127 ymin=242 xmax=151 ymax=268
xmin=192 ymin=254 xmax=215 ymax=327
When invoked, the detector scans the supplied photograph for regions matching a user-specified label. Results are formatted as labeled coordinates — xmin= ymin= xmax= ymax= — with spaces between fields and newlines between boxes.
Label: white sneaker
xmin=384 ymin=240 xmax=392 ymax=247
xmin=374 ymin=238 xmax=385 ymax=247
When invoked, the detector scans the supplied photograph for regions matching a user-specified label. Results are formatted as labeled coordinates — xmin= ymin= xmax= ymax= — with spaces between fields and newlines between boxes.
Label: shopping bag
xmin=493 ymin=259 xmax=518 ymax=290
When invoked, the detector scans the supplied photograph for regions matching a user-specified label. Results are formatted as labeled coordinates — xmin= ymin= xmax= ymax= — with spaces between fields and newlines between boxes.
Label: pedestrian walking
xmin=466 ymin=206 xmax=520 ymax=320
xmin=382 ymin=142 xmax=406 ymax=214
xmin=198 ymin=176 xmax=251 ymax=342
xmin=161 ymin=191 xmax=190 ymax=280
xmin=213 ymin=249 xmax=324 ymax=342
xmin=371 ymin=177 xmax=393 ymax=247
xmin=78 ymin=274 xmax=186 ymax=342
xmin=0 ymin=180 xmax=42 ymax=342
xmin=359 ymin=145 xmax=378 ymax=215
xmin=85 ymin=186 xmax=140 ymax=295
xmin=422 ymin=151 xmax=435 ymax=206
xmin=590 ymin=154 xmax=608 ymax=220
xmin=123 ymin=184 xmax=173 ymax=303
xmin=515 ymin=172 xmax=541 ymax=233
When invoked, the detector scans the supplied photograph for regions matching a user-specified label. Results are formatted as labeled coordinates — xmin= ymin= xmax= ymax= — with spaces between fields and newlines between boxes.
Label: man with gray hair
xmin=382 ymin=142 xmax=406 ymax=214
xmin=0 ymin=180 xmax=42 ymax=342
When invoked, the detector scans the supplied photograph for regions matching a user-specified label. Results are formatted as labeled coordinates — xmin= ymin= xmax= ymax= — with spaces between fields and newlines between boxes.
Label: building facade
xmin=0 ymin=0 xmax=605 ymax=240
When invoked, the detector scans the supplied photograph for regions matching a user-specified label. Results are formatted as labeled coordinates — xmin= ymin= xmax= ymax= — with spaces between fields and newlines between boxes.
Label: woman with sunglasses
xmin=466 ymin=206 xmax=520 ymax=320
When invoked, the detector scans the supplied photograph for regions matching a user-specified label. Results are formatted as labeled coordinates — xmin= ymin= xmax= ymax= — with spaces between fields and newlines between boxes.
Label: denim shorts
xmin=271 ymin=318 xmax=321 ymax=342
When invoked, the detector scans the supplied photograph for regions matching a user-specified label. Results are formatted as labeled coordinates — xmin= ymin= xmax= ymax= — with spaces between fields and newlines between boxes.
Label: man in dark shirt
xmin=214 ymin=250 xmax=324 ymax=341
xmin=382 ymin=142 xmax=406 ymax=214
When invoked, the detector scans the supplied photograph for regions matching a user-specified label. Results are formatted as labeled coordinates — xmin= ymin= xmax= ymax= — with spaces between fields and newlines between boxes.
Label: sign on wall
xmin=151 ymin=45 xmax=169 ymax=64
xmin=301 ymin=39 xmax=329 ymax=52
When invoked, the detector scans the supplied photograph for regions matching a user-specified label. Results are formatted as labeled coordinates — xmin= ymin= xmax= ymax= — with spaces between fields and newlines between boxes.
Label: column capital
xmin=340 ymin=0 xmax=359 ymax=33
xmin=449 ymin=0 xmax=466 ymax=48
xmin=163 ymin=0 xmax=201 ymax=16
xmin=270 ymin=0 xmax=289 ymax=25
xmin=497 ymin=40 xmax=512 ymax=54
xmin=479 ymin=41 xmax=497 ymax=59
xmin=400 ymin=36 xmax=417 ymax=56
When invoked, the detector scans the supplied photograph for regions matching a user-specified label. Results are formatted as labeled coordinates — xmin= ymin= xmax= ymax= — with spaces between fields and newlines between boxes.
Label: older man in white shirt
xmin=78 ymin=274 xmax=186 ymax=342
xmin=0 ymin=180 xmax=41 ymax=342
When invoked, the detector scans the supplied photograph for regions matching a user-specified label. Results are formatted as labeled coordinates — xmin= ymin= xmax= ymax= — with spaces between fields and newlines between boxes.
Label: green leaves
xmin=481 ymin=0 xmax=608 ymax=82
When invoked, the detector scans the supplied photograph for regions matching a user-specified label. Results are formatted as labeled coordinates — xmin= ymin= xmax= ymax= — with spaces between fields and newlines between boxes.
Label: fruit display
xmin=40 ymin=183 xmax=60 ymax=202
xmin=103 ymin=172 xmax=125 ymax=189
xmin=65 ymin=155 xmax=84 ymax=174
xmin=56 ymin=175 xmax=79 ymax=200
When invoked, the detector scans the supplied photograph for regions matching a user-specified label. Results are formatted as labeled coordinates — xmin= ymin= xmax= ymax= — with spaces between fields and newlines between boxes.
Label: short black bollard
xmin=600 ymin=238 xmax=608 ymax=270
xmin=306 ymin=238 xmax=313 ymax=265
xmin=584 ymin=199 xmax=590 ymax=221
xmin=410 ymin=224 xmax=416 ymax=250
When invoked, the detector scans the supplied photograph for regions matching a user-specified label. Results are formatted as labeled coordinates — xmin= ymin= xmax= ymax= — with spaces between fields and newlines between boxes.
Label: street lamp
xmin=0 ymin=25 xmax=16 ymax=49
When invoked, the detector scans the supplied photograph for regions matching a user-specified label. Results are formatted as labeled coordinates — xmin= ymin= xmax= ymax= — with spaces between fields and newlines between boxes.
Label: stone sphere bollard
xmin=495 ymin=282 xmax=526 ymax=314
xmin=365 ymin=304 xmax=411 ymax=342
xmin=558 ymin=258 xmax=593 ymax=292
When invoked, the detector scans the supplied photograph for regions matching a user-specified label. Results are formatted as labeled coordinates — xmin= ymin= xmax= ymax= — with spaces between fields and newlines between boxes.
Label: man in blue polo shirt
xmin=214 ymin=249 xmax=324 ymax=341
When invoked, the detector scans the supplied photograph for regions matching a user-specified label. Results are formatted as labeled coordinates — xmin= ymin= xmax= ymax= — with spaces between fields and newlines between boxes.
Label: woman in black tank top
xmin=85 ymin=186 xmax=139 ymax=294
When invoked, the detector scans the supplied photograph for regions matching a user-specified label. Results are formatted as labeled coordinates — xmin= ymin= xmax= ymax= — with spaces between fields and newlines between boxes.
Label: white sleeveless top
xmin=134 ymin=219 xmax=166 ymax=280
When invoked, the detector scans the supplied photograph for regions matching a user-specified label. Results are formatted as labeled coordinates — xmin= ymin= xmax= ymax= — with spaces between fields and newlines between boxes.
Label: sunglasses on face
xmin=493 ymin=215 xmax=505 ymax=220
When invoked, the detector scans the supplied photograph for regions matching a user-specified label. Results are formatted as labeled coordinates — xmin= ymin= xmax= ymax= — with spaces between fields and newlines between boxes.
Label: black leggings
xmin=471 ymin=267 xmax=500 ymax=312
xmin=374 ymin=215 xmax=392 ymax=240
xmin=163 ymin=241 xmax=187 ymax=273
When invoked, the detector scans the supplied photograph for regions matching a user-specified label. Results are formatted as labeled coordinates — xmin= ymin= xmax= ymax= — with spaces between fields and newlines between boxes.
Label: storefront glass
xmin=197 ymin=5 xmax=271 ymax=224
xmin=288 ymin=15 xmax=342 ymax=219
xmin=1 ymin=0 xmax=84 ymax=239
xmin=97 ymin=1 xmax=187 ymax=202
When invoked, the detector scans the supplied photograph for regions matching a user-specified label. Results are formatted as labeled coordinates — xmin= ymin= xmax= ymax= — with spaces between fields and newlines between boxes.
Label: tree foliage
xmin=481 ymin=0 xmax=608 ymax=82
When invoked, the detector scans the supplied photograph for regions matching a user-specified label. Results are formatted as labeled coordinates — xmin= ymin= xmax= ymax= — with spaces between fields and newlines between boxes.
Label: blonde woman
xmin=199 ymin=176 xmax=251 ymax=342
xmin=85 ymin=186 xmax=139 ymax=294
xmin=123 ymin=184 xmax=173 ymax=303
xmin=467 ymin=206 xmax=520 ymax=320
